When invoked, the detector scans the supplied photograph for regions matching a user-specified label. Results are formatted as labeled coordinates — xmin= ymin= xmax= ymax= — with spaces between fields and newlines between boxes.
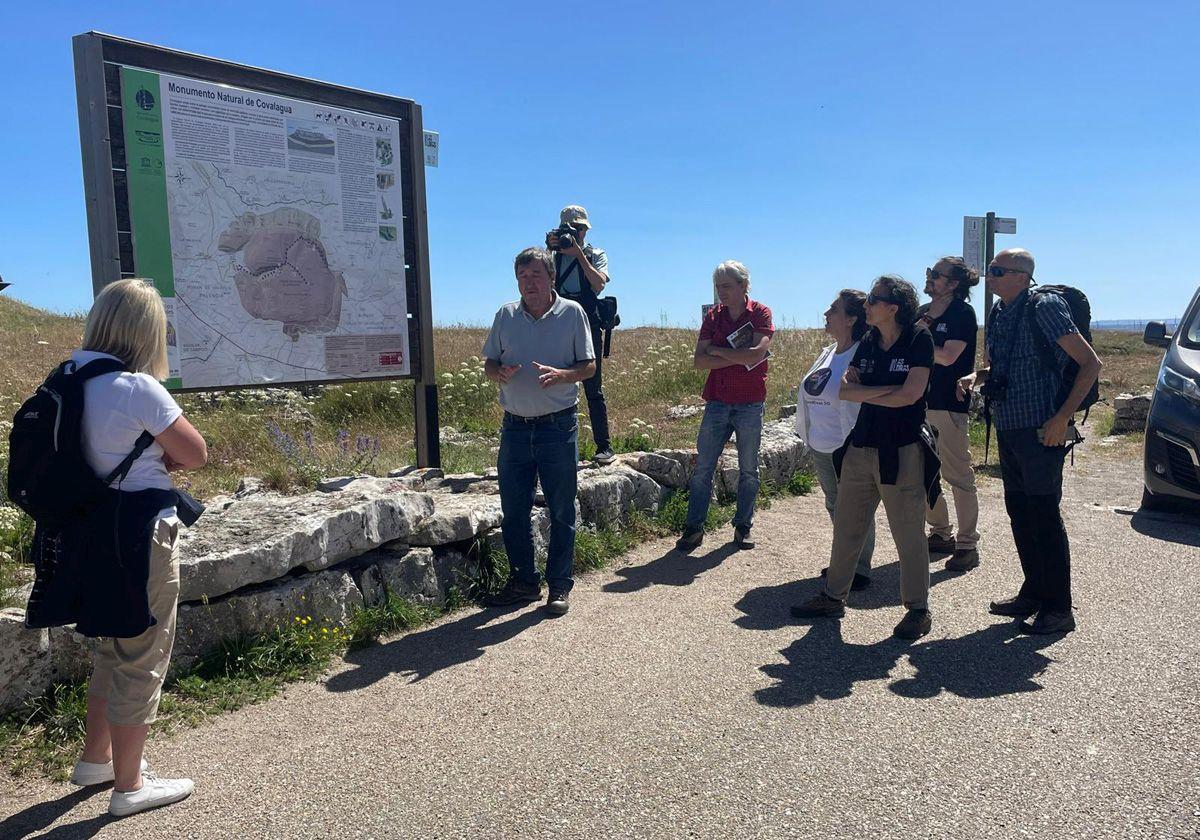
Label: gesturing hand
xmin=842 ymin=365 xmax=861 ymax=385
xmin=533 ymin=362 xmax=569 ymax=389
xmin=496 ymin=364 xmax=522 ymax=384
xmin=956 ymin=372 xmax=976 ymax=401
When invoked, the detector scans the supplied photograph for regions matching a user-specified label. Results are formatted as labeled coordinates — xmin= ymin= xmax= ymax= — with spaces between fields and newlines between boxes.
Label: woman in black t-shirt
xmin=792 ymin=275 xmax=936 ymax=640
xmin=916 ymin=256 xmax=981 ymax=572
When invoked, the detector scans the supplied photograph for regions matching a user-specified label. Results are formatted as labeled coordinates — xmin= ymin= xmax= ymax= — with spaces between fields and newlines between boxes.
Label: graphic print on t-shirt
xmin=804 ymin=366 xmax=833 ymax=396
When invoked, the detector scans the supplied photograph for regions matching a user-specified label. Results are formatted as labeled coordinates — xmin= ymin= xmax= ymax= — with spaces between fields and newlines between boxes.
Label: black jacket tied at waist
xmin=25 ymin=486 xmax=178 ymax=638
xmin=833 ymin=423 xmax=943 ymax=509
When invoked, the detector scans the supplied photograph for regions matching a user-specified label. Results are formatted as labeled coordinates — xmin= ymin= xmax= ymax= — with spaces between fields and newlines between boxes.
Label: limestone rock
xmin=178 ymin=484 xmax=435 ymax=603
xmin=0 ymin=609 xmax=53 ymax=714
xmin=174 ymin=568 xmax=364 ymax=673
xmin=410 ymin=493 xmax=504 ymax=546
xmin=621 ymin=450 xmax=694 ymax=490
xmin=1111 ymin=392 xmax=1152 ymax=435
xmin=49 ymin=626 xmax=101 ymax=682
xmin=577 ymin=463 xmax=662 ymax=527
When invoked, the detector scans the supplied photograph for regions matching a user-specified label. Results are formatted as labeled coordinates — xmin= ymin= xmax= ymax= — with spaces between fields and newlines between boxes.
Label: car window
xmin=1187 ymin=294 xmax=1200 ymax=348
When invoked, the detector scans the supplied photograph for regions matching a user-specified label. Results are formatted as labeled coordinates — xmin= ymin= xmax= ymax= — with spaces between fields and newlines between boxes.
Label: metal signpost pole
xmin=984 ymin=211 xmax=996 ymax=328
xmin=409 ymin=105 xmax=441 ymax=468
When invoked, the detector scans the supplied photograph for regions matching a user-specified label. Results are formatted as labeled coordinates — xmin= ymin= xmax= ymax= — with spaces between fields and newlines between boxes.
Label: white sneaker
xmin=108 ymin=773 xmax=194 ymax=817
xmin=69 ymin=756 xmax=149 ymax=786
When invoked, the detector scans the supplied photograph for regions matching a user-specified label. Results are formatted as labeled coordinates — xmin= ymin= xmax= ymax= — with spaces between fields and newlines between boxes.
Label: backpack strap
xmin=1023 ymin=291 xmax=1061 ymax=373
xmin=72 ymin=357 xmax=130 ymax=380
xmin=103 ymin=431 xmax=156 ymax=486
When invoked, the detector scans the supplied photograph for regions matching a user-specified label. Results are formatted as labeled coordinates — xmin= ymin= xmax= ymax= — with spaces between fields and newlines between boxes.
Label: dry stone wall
xmin=0 ymin=420 xmax=809 ymax=712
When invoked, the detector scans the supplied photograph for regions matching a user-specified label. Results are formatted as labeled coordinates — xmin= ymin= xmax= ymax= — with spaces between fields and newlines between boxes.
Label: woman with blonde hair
xmin=57 ymin=279 xmax=207 ymax=816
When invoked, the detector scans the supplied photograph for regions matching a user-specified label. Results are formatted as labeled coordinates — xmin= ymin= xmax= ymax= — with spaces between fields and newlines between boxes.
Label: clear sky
xmin=1 ymin=1 xmax=1197 ymax=327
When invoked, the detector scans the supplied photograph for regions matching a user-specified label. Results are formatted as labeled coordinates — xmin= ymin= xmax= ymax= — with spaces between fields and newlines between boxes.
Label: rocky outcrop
xmin=1111 ymin=392 xmax=1152 ymax=435
xmin=0 ymin=610 xmax=53 ymax=713
xmin=1 ymin=419 xmax=810 ymax=712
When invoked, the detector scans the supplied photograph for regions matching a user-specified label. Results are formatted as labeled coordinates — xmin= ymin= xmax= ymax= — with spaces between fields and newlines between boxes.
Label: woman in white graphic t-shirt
xmin=795 ymin=289 xmax=875 ymax=589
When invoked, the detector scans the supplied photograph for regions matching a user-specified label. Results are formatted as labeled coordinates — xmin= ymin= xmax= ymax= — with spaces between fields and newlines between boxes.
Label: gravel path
xmin=2 ymin=452 xmax=1198 ymax=839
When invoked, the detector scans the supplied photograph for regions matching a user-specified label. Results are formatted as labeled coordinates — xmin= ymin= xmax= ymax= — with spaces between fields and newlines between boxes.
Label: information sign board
xmin=963 ymin=216 xmax=987 ymax=274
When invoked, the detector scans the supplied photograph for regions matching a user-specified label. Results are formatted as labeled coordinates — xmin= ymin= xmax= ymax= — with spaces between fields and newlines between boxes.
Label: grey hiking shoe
xmin=733 ymin=525 xmax=755 ymax=549
xmin=545 ymin=589 xmax=570 ymax=615
xmin=927 ymin=535 xmax=956 ymax=556
xmin=594 ymin=448 xmax=616 ymax=465
xmin=675 ymin=529 xmax=704 ymax=553
xmin=484 ymin=579 xmax=540 ymax=607
xmin=790 ymin=593 xmax=846 ymax=620
xmin=893 ymin=608 xmax=932 ymax=640
xmin=946 ymin=548 xmax=980 ymax=572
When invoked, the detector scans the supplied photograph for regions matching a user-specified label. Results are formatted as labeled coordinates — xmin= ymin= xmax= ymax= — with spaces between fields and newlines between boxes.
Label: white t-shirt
xmin=796 ymin=342 xmax=862 ymax=454
xmin=70 ymin=350 xmax=183 ymax=492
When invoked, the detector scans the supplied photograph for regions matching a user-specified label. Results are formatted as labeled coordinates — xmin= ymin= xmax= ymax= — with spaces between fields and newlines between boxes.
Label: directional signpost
xmin=963 ymin=212 xmax=1017 ymax=327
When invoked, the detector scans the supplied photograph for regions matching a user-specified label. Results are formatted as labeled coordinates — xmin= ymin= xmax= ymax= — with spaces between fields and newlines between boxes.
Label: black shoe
xmin=820 ymin=567 xmax=871 ymax=591
xmin=893 ymin=608 xmax=932 ymax=640
xmin=988 ymin=594 xmax=1042 ymax=618
xmin=545 ymin=589 xmax=570 ymax=616
xmin=733 ymin=525 xmax=755 ymax=549
xmin=483 ymin=579 xmax=540 ymax=607
xmin=946 ymin=548 xmax=980 ymax=572
xmin=927 ymin=535 xmax=956 ymax=556
xmin=594 ymin=448 xmax=616 ymax=465
xmin=675 ymin=529 xmax=704 ymax=553
xmin=1021 ymin=607 xmax=1075 ymax=635
xmin=790 ymin=593 xmax=846 ymax=620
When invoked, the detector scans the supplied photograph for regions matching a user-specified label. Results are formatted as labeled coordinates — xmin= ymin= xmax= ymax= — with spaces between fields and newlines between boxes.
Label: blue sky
xmin=1 ymin=1 xmax=1197 ymax=327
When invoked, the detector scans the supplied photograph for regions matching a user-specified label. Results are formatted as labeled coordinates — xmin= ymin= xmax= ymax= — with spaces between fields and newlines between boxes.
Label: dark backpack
xmin=7 ymin=358 xmax=154 ymax=525
xmin=1025 ymin=285 xmax=1101 ymax=417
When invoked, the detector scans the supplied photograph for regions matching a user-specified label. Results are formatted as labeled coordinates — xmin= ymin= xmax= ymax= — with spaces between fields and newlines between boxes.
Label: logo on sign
xmin=135 ymin=130 xmax=161 ymax=145
xmin=378 ymin=351 xmax=404 ymax=366
xmin=889 ymin=359 xmax=910 ymax=373
xmin=135 ymin=87 xmax=156 ymax=111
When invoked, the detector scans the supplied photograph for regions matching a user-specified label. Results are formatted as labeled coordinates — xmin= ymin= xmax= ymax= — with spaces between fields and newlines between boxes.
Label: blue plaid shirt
xmin=985 ymin=289 xmax=1078 ymax=431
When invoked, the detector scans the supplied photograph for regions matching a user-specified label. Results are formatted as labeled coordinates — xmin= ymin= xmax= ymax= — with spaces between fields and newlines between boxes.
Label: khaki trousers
xmin=88 ymin=517 xmax=181 ymax=726
xmin=824 ymin=444 xmax=930 ymax=610
xmin=925 ymin=409 xmax=980 ymax=549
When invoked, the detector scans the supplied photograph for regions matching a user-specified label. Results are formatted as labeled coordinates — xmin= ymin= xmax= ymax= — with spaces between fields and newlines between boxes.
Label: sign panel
xmin=118 ymin=67 xmax=411 ymax=388
xmin=963 ymin=216 xmax=987 ymax=274
xmin=994 ymin=217 xmax=1017 ymax=235
xmin=423 ymin=130 xmax=439 ymax=167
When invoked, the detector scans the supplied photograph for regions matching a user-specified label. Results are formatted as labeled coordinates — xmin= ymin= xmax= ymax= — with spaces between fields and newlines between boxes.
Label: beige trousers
xmin=925 ymin=409 xmax=980 ymax=549
xmin=824 ymin=444 xmax=930 ymax=610
xmin=88 ymin=517 xmax=181 ymax=726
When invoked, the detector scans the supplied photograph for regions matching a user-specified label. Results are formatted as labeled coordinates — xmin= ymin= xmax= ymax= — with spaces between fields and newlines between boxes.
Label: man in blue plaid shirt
xmin=958 ymin=248 xmax=1101 ymax=635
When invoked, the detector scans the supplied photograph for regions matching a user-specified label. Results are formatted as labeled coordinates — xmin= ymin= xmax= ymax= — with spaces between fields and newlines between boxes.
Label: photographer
xmin=546 ymin=205 xmax=614 ymax=464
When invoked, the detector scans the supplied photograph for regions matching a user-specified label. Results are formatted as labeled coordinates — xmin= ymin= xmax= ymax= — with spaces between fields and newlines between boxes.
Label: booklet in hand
xmin=726 ymin=322 xmax=771 ymax=371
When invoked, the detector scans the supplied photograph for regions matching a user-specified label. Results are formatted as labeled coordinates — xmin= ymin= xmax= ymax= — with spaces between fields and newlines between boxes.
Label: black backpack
xmin=7 ymin=358 xmax=154 ymax=525
xmin=1025 ymin=285 xmax=1101 ymax=417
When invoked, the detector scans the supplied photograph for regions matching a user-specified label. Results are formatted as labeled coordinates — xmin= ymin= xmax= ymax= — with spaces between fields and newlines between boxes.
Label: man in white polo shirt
xmin=482 ymin=247 xmax=596 ymax=615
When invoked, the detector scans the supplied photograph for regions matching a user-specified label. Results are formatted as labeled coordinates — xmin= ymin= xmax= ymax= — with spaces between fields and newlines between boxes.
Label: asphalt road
xmin=2 ymin=452 xmax=1198 ymax=839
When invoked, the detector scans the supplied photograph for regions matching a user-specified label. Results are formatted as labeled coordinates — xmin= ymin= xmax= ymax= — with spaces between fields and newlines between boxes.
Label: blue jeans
xmin=685 ymin=401 xmax=763 ymax=532
xmin=498 ymin=410 xmax=579 ymax=593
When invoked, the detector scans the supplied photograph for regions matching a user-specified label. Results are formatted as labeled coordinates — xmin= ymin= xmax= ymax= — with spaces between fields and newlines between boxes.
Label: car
xmin=1142 ymin=286 xmax=1200 ymax=510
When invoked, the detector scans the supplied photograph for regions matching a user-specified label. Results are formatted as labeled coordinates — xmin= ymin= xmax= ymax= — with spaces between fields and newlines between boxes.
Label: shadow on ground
xmin=1117 ymin=507 xmax=1200 ymax=547
xmin=601 ymin=543 xmax=741 ymax=594
xmin=754 ymin=621 xmax=1057 ymax=707
xmin=733 ymin=562 xmax=961 ymax=630
xmin=0 ymin=786 xmax=113 ymax=840
xmin=325 ymin=605 xmax=546 ymax=693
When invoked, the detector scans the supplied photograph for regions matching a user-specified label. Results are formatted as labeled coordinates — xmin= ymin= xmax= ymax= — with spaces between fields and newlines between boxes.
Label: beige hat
xmin=559 ymin=205 xmax=591 ymax=229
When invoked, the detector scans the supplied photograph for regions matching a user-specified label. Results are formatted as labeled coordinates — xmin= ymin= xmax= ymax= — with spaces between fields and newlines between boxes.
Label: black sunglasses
xmin=926 ymin=267 xmax=952 ymax=281
xmin=987 ymin=265 xmax=1029 ymax=278
xmin=866 ymin=291 xmax=898 ymax=306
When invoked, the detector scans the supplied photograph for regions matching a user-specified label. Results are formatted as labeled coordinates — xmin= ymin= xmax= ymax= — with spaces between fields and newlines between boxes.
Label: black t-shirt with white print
xmin=848 ymin=324 xmax=934 ymax=450
xmin=917 ymin=298 xmax=977 ymax=413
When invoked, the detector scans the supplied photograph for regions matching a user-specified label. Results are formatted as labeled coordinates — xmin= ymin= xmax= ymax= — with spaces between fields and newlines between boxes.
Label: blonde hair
xmin=713 ymin=260 xmax=751 ymax=292
xmin=82 ymin=278 xmax=170 ymax=380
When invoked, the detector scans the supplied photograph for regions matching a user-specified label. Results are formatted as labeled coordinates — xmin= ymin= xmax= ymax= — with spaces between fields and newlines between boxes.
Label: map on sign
xmin=120 ymin=68 xmax=411 ymax=388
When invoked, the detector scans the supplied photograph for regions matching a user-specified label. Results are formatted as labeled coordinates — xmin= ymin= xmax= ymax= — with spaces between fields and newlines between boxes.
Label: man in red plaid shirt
xmin=676 ymin=261 xmax=774 ymax=552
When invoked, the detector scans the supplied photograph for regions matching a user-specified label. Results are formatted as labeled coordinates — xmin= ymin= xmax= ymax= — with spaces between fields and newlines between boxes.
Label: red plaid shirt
xmin=699 ymin=299 xmax=774 ymax=404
